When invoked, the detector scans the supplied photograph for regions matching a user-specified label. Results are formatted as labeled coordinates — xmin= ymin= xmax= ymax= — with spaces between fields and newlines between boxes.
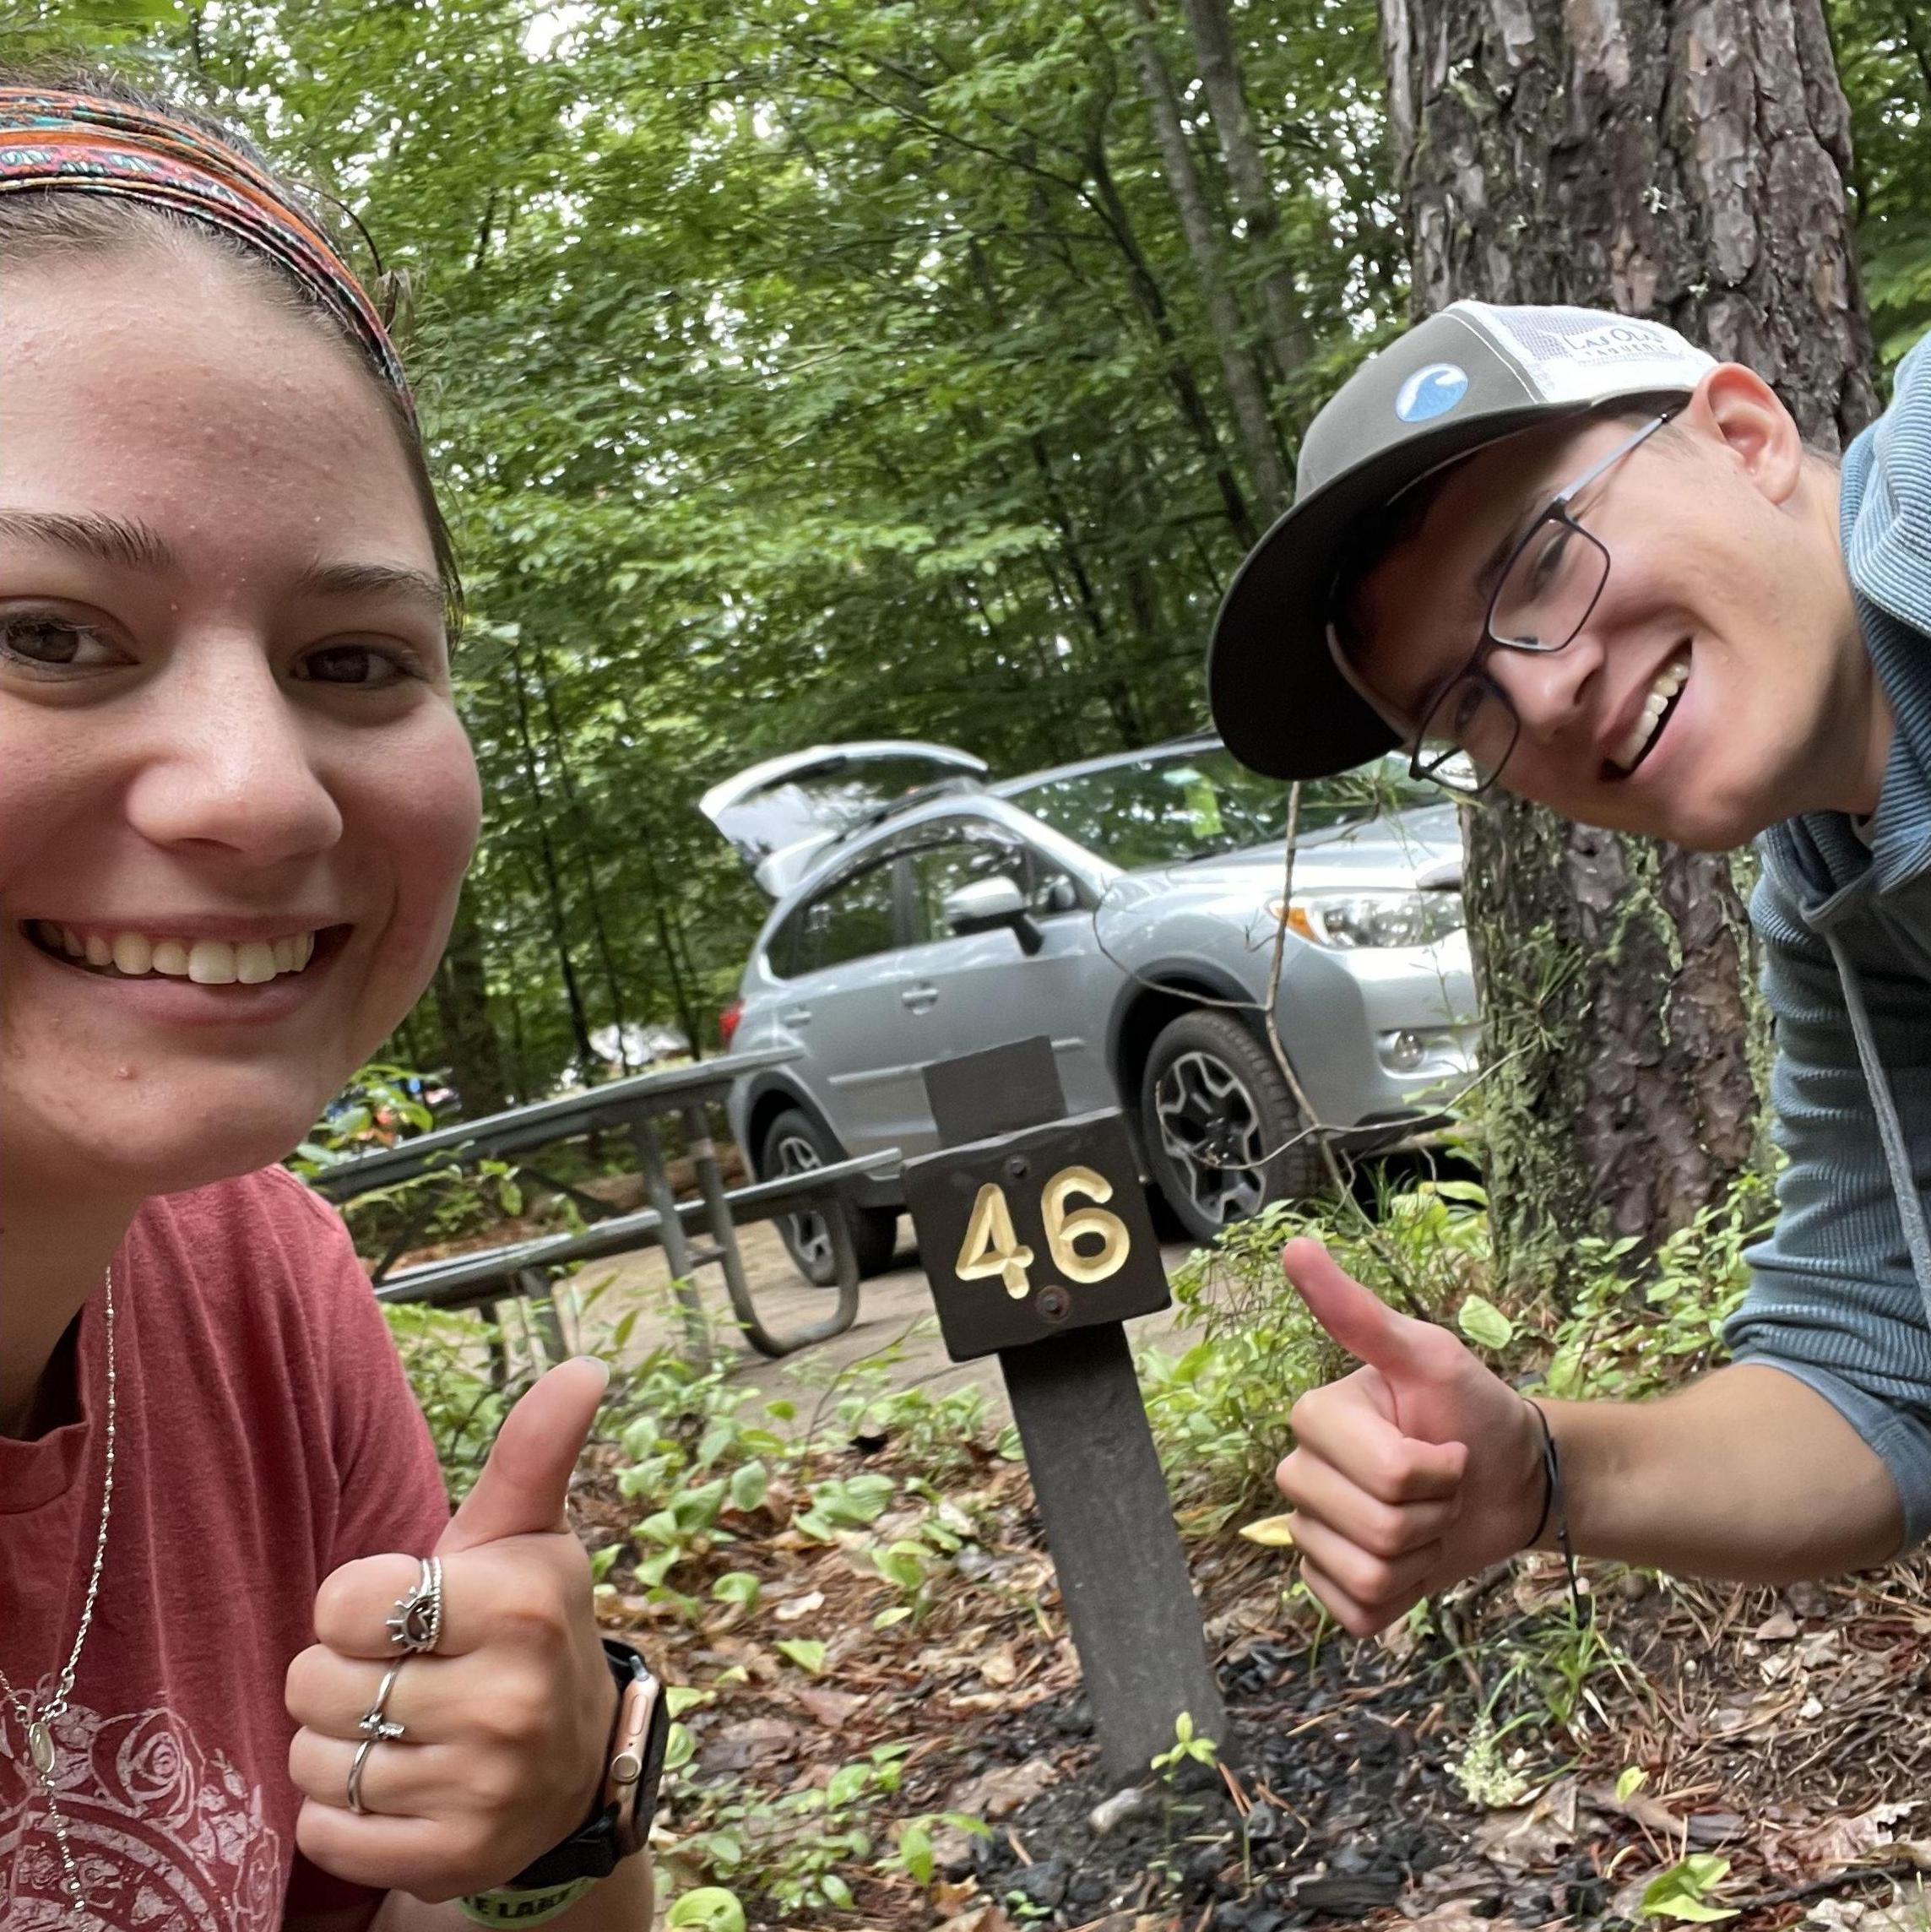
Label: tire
xmin=761 ymin=1109 xmax=900 ymax=1287
xmin=1138 ymin=1009 xmax=1324 ymax=1244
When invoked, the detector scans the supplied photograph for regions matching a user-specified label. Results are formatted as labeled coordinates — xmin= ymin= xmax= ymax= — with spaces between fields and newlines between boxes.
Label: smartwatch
xmin=458 ymin=1639 xmax=669 ymax=1925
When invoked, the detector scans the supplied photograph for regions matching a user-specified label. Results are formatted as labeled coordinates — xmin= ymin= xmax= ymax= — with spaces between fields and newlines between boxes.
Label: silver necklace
xmin=0 ymin=1265 xmax=117 ymax=1923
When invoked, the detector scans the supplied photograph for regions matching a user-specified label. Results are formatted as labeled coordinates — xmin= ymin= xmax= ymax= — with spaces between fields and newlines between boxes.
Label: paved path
xmin=559 ymin=1216 xmax=1203 ymax=1425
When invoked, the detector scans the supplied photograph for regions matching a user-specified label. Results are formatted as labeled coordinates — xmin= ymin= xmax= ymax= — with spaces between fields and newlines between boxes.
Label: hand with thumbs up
xmin=1277 ymin=1239 xmax=1548 ymax=1636
xmin=285 ymin=1355 xmax=622 ymax=1903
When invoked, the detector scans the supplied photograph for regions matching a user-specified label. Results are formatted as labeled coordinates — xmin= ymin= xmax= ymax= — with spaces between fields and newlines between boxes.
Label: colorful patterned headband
xmin=0 ymin=86 xmax=414 ymax=419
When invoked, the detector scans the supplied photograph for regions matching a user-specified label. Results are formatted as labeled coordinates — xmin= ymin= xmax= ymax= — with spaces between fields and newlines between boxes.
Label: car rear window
xmin=1006 ymin=747 xmax=1432 ymax=868
xmin=768 ymin=860 xmax=898 ymax=976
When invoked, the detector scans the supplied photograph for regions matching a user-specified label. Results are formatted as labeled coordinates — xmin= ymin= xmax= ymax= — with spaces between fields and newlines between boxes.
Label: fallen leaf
xmin=1754 ymin=1609 xmax=1799 ymax=1642
xmin=774 ymin=1588 xmax=826 ymax=1624
xmin=695 ymin=1716 xmax=802 ymax=1774
xmin=1238 ymin=1514 xmax=1296 ymax=1547
xmin=793 ymin=1685 xmax=864 ymax=1728
xmin=949 ymin=1758 xmax=1058 ymax=1821
xmin=980 ymin=1645 xmax=1019 ymax=1687
xmin=936 ymin=1908 xmax=1018 ymax=1932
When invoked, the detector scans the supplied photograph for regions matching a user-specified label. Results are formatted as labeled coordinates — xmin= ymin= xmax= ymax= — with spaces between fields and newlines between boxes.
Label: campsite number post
xmin=902 ymin=1036 xmax=1229 ymax=1783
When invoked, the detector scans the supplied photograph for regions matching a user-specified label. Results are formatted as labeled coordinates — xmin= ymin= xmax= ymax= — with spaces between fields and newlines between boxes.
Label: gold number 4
xmin=955 ymin=1164 xmax=1132 ymax=1300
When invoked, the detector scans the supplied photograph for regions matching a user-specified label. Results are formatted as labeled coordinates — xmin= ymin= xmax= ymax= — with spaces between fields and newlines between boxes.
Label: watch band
xmin=462 ymin=1639 xmax=668 ymax=1908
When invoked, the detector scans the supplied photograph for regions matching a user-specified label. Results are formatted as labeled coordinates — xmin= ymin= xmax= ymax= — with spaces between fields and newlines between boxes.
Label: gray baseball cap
xmin=1206 ymin=301 xmax=1716 ymax=781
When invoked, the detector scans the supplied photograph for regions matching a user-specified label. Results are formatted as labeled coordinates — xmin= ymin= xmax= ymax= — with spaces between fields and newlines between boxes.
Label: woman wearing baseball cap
xmin=1209 ymin=300 xmax=1928 ymax=1633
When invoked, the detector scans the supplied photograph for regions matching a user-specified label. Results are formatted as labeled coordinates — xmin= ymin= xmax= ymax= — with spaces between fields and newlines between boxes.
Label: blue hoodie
xmin=1725 ymin=328 xmax=1931 ymax=1544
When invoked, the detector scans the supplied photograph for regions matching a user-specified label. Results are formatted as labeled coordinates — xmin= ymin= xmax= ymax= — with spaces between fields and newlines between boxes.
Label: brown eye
xmin=0 ymin=613 xmax=116 ymax=669
xmin=300 ymin=644 xmax=416 ymax=687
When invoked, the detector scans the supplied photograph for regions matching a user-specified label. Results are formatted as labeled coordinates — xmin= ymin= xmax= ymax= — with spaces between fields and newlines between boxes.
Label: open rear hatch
xmin=698 ymin=741 xmax=989 ymax=897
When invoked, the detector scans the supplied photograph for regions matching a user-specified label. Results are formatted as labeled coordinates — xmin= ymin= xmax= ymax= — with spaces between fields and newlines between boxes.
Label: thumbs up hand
xmin=1276 ymin=1240 xmax=1546 ymax=1636
xmin=286 ymin=1356 xmax=623 ymax=1903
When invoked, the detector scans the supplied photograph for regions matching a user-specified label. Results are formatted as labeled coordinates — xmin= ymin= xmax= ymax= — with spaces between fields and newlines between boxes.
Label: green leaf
xmin=776 ymin=1638 xmax=827 ymax=1674
xmin=897 ymin=1819 xmax=934 ymax=1885
xmin=826 ymin=1762 xmax=871 ymax=1808
xmin=711 ymin=1571 xmax=762 ymax=1609
xmin=1456 ymin=1294 xmax=1516 ymax=1352
xmin=1639 ymin=1855 xmax=1738 ymax=1923
xmin=820 ymin=1874 xmax=854 ymax=1909
xmin=728 ymin=1460 xmax=768 ymax=1513
xmin=663 ymin=1723 xmax=696 ymax=1772
xmin=666 ymin=1887 xmax=746 ymax=1932
xmin=1616 ymin=1766 xmax=1650 ymax=1804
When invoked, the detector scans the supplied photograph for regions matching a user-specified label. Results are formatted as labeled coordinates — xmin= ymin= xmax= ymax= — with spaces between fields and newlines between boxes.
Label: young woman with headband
xmin=0 ymin=69 xmax=659 ymax=1929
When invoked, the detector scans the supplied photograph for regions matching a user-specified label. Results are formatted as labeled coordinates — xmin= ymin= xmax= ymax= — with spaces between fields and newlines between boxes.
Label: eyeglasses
xmin=1407 ymin=410 xmax=1679 ymax=798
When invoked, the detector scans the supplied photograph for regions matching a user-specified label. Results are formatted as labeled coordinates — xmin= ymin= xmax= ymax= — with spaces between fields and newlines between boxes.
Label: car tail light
xmin=719 ymin=999 xmax=744 ymax=1049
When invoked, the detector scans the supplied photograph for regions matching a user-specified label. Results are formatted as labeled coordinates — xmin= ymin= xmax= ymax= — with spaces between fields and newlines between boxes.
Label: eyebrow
xmin=1468 ymin=490 xmax=1548 ymax=617
xmin=0 ymin=508 xmax=444 ymax=617
xmin=293 ymin=558 xmax=447 ymax=616
xmin=0 ymin=508 xmax=176 ymax=571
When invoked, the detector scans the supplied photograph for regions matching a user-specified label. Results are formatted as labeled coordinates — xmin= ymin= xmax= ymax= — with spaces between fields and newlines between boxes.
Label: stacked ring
xmin=350 ymin=1557 xmax=444 ymax=1815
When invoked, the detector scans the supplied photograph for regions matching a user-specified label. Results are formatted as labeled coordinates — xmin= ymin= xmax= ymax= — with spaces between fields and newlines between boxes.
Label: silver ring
xmin=347 ymin=1737 xmax=378 ymax=1815
xmin=385 ymin=1555 xmax=443 ymax=1654
xmin=356 ymin=1662 xmax=407 ymax=1744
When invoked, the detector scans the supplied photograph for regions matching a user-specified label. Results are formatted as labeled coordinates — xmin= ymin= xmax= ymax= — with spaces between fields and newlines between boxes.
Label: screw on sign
xmin=902 ymin=1036 xmax=1229 ymax=1782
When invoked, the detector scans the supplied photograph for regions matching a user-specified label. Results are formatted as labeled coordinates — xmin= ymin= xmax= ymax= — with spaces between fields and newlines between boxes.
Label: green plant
xmin=1541 ymin=1174 xmax=1773 ymax=1404
xmin=1150 ymin=1710 xmax=1219 ymax=1782
xmin=1638 ymin=1853 xmax=1738 ymax=1923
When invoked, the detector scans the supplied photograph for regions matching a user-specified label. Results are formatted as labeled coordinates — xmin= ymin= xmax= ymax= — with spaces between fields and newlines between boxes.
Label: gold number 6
xmin=1043 ymin=1164 xmax=1131 ymax=1284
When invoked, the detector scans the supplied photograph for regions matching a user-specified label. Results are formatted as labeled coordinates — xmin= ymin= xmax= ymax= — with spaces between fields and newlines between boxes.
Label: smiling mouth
xmin=22 ymin=921 xmax=350 ymax=984
xmin=1605 ymin=647 xmax=1691 ymax=779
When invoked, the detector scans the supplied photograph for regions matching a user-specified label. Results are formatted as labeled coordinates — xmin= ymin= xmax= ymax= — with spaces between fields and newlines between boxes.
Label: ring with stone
xmin=384 ymin=1555 xmax=443 ymax=1654
xmin=356 ymin=1661 xmax=407 ymax=1745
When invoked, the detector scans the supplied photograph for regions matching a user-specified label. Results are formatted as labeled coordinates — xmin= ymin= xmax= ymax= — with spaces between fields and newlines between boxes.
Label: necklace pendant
xmin=27 ymin=1719 xmax=55 ymax=1776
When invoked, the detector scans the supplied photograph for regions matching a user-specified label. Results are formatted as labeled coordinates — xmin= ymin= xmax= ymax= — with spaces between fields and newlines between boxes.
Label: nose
xmin=122 ymin=637 xmax=344 ymax=865
xmin=1484 ymin=625 xmax=1608 ymax=741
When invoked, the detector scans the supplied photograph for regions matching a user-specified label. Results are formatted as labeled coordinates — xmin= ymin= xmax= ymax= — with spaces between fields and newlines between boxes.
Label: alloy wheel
xmin=773 ymin=1131 xmax=836 ymax=1276
xmin=1152 ymin=1050 xmax=1267 ymax=1226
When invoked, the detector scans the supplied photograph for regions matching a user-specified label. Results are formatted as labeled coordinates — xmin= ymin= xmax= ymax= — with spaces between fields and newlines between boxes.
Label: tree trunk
xmin=1379 ymin=0 xmax=1876 ymax=1291
xmin=1173 ymin=0 xmax=1314 ymax=387
xmin=431 ymin=887 xmax=513 ymax=1115
xmin=506 ymin=642 xmax=599 ymax=1081
xmin=1129 ymin=0 xmax=1292 ymax=518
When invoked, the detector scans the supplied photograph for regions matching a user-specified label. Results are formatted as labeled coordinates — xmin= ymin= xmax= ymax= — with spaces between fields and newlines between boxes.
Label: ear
xmin=1684 ymin=362 xmax=1808 ymax=508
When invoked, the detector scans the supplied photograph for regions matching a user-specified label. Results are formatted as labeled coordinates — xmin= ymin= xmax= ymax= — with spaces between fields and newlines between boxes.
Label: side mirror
xmin=943 ymin=875 xmax=1043 ymax=956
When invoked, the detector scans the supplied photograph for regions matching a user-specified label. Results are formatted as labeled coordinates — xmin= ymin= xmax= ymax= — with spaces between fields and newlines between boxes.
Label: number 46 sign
xmin=903 ymin=1103 xmax=1169 ymax=1362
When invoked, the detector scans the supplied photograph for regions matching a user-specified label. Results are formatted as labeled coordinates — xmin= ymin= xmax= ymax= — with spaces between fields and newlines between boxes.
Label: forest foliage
xmin=28 ymin=0 xmax=1931 ymax=1103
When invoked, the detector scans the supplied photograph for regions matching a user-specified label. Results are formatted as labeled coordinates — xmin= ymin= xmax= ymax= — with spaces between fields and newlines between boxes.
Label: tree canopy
xmin=27 ymin=0 xmax=1931 ymax=1100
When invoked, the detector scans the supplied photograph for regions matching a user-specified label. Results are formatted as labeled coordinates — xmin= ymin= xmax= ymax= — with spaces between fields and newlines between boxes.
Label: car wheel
xmin=762 ymin=1109 xmax=899 ymax=1286
xmin=1139 ymin=1010 xmax=1324 ymax=1243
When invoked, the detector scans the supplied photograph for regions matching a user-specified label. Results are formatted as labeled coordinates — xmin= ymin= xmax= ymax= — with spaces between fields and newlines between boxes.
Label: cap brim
xmin=1207 ymin=404 xmax=1587 ymax=782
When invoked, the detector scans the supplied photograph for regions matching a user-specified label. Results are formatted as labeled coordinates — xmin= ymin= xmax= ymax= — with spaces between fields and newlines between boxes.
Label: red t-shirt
xmin=0 ymin=1166 xmax=452 ymax=1929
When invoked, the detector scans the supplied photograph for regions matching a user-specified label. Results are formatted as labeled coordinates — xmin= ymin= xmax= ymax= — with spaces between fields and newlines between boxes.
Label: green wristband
xmin=457 ymin=1877 xmax=599 ymax=1925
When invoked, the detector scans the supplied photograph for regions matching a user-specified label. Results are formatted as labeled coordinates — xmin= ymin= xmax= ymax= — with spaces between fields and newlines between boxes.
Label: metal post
xmin=629 ymin=1108 xmax=711 ymax=1363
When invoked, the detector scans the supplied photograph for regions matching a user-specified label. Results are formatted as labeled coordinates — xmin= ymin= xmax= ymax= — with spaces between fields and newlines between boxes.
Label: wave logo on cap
xmin=1395 ymin=362 xmax=1469 ymax=423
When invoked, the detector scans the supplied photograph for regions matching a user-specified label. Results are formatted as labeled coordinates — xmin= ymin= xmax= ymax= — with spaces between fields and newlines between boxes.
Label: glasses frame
xmin=1408 ymin=408 xmax=1681 ymax=799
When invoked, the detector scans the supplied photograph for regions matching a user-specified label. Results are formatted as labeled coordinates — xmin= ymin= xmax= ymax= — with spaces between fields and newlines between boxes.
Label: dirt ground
xmin=553 ymin=1216 xmax=1205 ymax=1421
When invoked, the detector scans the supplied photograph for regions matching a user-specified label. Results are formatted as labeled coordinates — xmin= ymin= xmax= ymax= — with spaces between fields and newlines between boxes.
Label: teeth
xmin=1611 ymin=656 xmax=1690 ymax=773
xmin=30 ymin=925 xmax=325 ymax=981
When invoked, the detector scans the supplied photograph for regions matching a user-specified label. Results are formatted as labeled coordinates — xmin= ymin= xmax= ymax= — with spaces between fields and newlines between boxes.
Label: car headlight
xmin=1287 ymin=890 xmax=1465 ymax=949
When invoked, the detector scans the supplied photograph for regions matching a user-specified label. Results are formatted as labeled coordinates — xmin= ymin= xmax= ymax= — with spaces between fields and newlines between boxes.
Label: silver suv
xmin=702 ymin=736 xmax=1474 ymax=1278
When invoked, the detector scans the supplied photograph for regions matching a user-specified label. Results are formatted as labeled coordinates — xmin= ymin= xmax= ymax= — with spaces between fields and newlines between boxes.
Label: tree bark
xmin=431 ymin=887 xmax=512 ymax=1115
xmin=1379 ymin=0 xmax=1876 ymax=1291
xmin=1173 ymin=0 xmax=1314 ymax=388
xmin=1130 ymin=0 xmax=1293 ymax=518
